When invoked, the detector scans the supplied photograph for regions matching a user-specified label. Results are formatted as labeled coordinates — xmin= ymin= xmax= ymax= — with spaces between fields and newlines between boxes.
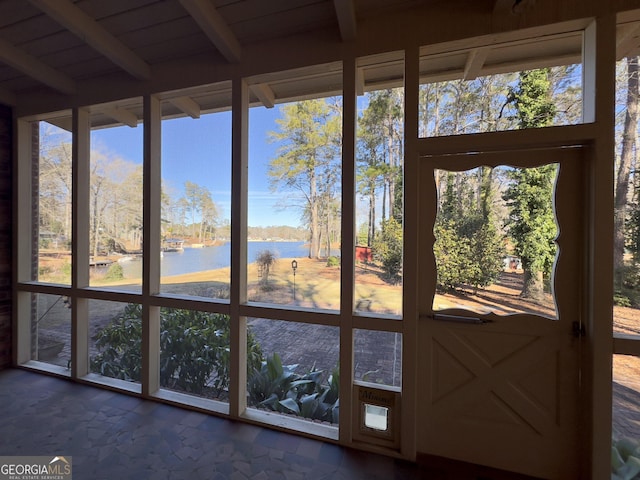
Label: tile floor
xmin=0 ymin=368 xmax=536 ymax=479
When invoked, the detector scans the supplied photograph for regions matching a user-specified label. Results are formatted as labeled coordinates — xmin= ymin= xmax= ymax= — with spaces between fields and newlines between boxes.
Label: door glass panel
xmin=36 ymin=120 xmax=72 ymax=284
xmin=353 ymin=329 xmax=402 ymax=387
xmin=433 ymin=165 xmax=559 ymax=318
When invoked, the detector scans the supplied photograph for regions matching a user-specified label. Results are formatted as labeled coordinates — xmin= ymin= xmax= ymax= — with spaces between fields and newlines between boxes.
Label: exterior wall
xmin=0 ymin=105 xmax=11 ymax=369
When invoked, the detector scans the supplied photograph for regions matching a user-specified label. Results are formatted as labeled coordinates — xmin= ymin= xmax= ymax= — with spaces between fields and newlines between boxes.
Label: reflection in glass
xmin=31 ymin=293 xmax=71 ymax=370
xmin=433 ymin=165 xmax=558 ymax=317
xmin=247 ymin=318 xmax=339 ymax=425
xmin=37 ymin=121 xmax=72 ymax=285
xmin=248 ymin=97 xmax=342 ymax=310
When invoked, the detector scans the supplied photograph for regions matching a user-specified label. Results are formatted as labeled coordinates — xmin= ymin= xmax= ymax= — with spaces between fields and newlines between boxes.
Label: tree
xmin=373 ymin=217 xmax=403 ymax=283
xmin=615 ymin=57 xmax=639 ymax=279
xmin=433 ymin=169 xmax=504 ymax=291
xmin=503 ymin=69 xmax=557 ymax=300
xmin=269 ymin=99 xmax=342 ymax=259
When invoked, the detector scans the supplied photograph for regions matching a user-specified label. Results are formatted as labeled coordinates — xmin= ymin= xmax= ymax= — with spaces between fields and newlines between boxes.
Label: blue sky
xmin=91 ymin=105 xmax=303 ymax=227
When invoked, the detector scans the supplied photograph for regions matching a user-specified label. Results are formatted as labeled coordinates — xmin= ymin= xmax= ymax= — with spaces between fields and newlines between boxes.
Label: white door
xmin=416 ymin=147 xmax=584 ymax=479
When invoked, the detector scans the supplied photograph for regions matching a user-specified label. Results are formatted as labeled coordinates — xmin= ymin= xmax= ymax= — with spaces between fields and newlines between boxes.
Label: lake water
xmin=121 ymin=241 xmax=311 ymax=278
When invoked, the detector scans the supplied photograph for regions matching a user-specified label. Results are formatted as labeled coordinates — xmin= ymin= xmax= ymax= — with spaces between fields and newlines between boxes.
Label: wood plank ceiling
xmin=0 ymin=0 xmax=637 ymax=126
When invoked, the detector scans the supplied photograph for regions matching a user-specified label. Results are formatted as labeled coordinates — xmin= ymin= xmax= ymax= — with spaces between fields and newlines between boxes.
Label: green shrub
xmin=326 ymin=256 xmax=339 ymax=267
xmin=104 ymin=262 xmax=124 ymax=281
xmin=90 ymin=304 xmax=262 ymax=396
xmin=612 ymin=436 xmax=640 ymax=480
xmin=247 ymin=352 xmax=339 ymax=423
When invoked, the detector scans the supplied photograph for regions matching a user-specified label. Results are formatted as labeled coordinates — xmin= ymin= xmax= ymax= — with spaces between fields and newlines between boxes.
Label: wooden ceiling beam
xmin=334 ymin=0 xmax=357 ymax=42
xmin=251 ymin=83 xmax=275 ymax=108
xmin=0 ymin=36 xmax=76 ymax=95
xmin=463 ymin=48 xmax=489 ymax=80
xmin=617 ymin=23 xmax=640 ymax=60
xmin=28 ymin=0 xmax=151 ymax=80
xmin=168 ymin=96 xmax=201 ymax=119
xmin=178 ymin=0 xmax=242 ymax=63
xmin=102 ymin=107 xmax=138 ymax=128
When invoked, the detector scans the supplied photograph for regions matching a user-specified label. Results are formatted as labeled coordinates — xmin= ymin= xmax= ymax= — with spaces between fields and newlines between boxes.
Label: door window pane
xmin=433 ymin=165 xmax=559 ymax=318
xmin=354 ymin=329 xmax=402 ymax=387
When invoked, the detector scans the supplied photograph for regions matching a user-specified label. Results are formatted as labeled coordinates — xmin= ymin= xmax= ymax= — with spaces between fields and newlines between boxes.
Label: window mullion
xmin=230 ymin=77 xmax=249 ymax=417
xmin=71 ymin=107 xmax=90 ymax=378
xmin=142 ymin=94 xmax=162 ymax=396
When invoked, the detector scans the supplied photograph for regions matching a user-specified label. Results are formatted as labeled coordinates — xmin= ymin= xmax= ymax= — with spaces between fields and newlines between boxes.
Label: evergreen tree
xmin=503 ymin=69 xmax=557 ymax=299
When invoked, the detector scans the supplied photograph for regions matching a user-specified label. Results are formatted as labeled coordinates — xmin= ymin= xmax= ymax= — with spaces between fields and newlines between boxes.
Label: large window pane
xmin=89 ymin=108 xmax=143 ymax=292
xmin=159 ymin=308 xmax=233 ymax=402
xmin=160 ymin=108 xmax=232 ymax=299
xmin=433 ymin=165 xmax=559 ymax=318
xmin=31 ymin=293 xmax=71 ymax=370
xmin=355 ymin=54 xmax=404 ymax=317
xmin=614 ymin=55 xmax=640 ymax=340
xmin=248 ymin=89 xmax=342 ymax=310
xmin=36 ymin=120 xmax=72 ymax=285
xmin=247 ymin=318 xmax=339 ymax=425
xmin=89 ymin=300 xmax=141 ymax=385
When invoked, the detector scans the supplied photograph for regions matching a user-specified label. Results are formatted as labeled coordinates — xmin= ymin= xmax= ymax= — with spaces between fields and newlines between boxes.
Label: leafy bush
xmin=373 ymin=218 xmax=403 ymax=283
xmin=248 ymin=352 xmax=339 ymax=424
xmin=91 ymin=304 xmax=262 ymax=396
xmin=612 ymin=436 xmax=640 ymax=480
xmin=104 ymin=262 xmax=124 ymax=281
xmin=326 ymin=256 xmax=339 ymax=267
